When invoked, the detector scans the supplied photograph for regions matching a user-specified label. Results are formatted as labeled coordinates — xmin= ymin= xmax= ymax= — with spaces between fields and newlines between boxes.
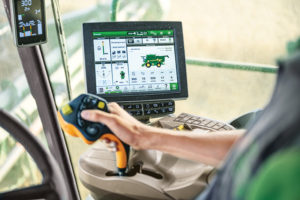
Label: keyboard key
xmin=134 ymin=104 xmax=142 ymax=109
xmin=129 ymin=111 xmax=142 ymax=116
xmin=206 ymin=122 xmax=217 ymax=128
xmin=136 ymin=110 xmax=142 ymax=116
xmin=144 ymin=104 xmax=151 ymax=109
xmin=160 ymin=102 xmax=166 ymax=107
xmin=186 ymin=120 xmax=194 ymax=124
xmin=124 ymin=105 xmax=133 ymax=109
xmin=152 ymin=103 xmax=159 ymax=108
xmin=145 ymin=109 xmax=151 ymax=115
xmin=174 ymin=117 xmax=182 ymax=122
xmin=128 ymin=111 xmax=135 ymax=116
xmin=182 ymin=116 xmax=190 ymax=122
xmin=167 ymin=107 xmax=174 ymax=113
xmin=167 ymin=101 xmax=174 ymax=106
xmin=193 ymin=121 xmax=200 ymax=125
xmin=153 ymin=109 xmax=160 ymax=114
xmin=200 ymin=120 xmax=210 ymax=126
xmin=212 ymin=123 xmax=224 ymax=129
xmin=161 ymin=108 xmax=167 ymax=114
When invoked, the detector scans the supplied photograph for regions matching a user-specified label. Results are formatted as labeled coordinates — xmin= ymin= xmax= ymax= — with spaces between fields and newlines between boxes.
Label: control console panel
xmin=121 ymin=100 xmax=175 ymax=120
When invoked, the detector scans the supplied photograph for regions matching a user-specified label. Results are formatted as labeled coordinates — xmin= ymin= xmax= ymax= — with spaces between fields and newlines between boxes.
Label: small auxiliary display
xmin=10 ymin=0 xmax=47 ymax=47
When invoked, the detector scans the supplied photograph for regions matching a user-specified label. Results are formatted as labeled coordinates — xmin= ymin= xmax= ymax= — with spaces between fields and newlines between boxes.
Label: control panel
xmin=120 ymin=100 xmax=175 ymax=120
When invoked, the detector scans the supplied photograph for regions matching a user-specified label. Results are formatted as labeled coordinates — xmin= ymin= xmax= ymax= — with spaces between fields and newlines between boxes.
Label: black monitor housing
xmin=83 ymin=21 xmax=188 ymax=102
xmin=83 ymin=21 xmax=188 ymax=120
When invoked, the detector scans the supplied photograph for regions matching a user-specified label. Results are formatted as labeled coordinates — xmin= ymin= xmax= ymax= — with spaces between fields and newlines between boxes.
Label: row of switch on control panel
xmin=128 ymin=107 xmax=175 ymax=116
xmin=120 ymin=101 xmax=175 ymax=117
xmin=121 ymin=101 xmax=174 ymax=110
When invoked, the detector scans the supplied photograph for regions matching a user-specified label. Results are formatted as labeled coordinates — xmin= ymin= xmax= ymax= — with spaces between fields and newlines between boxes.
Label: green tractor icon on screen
xmin=142 ymin=54 xmax=169 ymax=68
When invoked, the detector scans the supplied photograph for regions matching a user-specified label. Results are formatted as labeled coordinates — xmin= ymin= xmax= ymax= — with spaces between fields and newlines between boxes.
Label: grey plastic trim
xmin=50 ymin=0 xmax=72 ymax=100
xmin=2 ymin=0 xmax=80 ymax=199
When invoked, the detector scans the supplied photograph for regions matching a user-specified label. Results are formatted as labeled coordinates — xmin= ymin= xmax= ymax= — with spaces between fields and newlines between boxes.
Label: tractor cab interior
xmin=0 ymin=0 xmax=299 ymax=200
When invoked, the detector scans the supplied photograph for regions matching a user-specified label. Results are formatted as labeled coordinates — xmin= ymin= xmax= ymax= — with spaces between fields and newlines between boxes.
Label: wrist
xmin=137 ymin=125 xmax=160 ymax=150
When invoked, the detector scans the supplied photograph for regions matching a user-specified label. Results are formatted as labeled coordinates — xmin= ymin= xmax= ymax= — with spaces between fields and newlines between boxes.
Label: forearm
xmin=141 ymin=126 xmax=245 ymax=167
xmin=81 ymin=107 xmax=244 ymax=167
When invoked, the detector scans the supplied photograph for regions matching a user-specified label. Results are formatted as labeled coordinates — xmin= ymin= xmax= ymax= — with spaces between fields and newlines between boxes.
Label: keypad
xmin=174 ymin=113 xmax=235 ymax=132
xmin=121 ymin=100 xmax=175 ymax=118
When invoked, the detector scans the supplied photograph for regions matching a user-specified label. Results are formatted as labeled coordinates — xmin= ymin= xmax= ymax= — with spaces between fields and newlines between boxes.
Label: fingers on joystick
xmin=102 ymin=138 xmax=119 ymax=152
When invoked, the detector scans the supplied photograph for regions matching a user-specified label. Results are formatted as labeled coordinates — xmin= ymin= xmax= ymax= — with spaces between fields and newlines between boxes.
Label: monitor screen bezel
xmin=83 ymin=21 xmax=188 ymax=102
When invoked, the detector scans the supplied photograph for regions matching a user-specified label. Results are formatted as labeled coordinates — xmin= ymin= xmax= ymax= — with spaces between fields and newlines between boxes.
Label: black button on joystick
xmin=77 ymin=112 xmax=85 ymax=127
xmin=78 ymin=119 xmax=85 ymax=127
xmin=86 ymin=125 xmax=99 ymax=136
xmin=91 ymin=99 xmax=98 ymax=106
xmin=80 ymin=104 xmax=87 ymax=110
xmin=83 ymin=97 xmax=91 ymax=104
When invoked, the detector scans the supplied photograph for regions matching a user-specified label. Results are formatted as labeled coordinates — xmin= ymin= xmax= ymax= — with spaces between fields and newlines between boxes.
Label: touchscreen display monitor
xmin=83 ymin=22 xmax=188 ymax=102
xmin=92 ymin=30 xmax=178 ymax=94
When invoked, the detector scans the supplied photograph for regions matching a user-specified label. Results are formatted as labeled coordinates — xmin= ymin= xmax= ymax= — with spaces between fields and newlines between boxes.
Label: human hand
xmin=81 ymin=102 xmax=151 ymax=151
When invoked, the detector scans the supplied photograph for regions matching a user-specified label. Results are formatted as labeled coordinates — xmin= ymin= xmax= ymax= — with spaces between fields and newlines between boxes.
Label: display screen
xmin=14 ymin=0 xmax=46 ymax=46
xmin=92 ymin=30 xmax=179 ymax=94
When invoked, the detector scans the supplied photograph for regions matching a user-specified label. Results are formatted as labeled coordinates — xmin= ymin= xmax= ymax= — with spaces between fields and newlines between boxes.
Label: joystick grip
xmin=57 ymin=94 xmax=130 ymax=176
xmin=100 ymin=134 xmax=129 ymax=175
